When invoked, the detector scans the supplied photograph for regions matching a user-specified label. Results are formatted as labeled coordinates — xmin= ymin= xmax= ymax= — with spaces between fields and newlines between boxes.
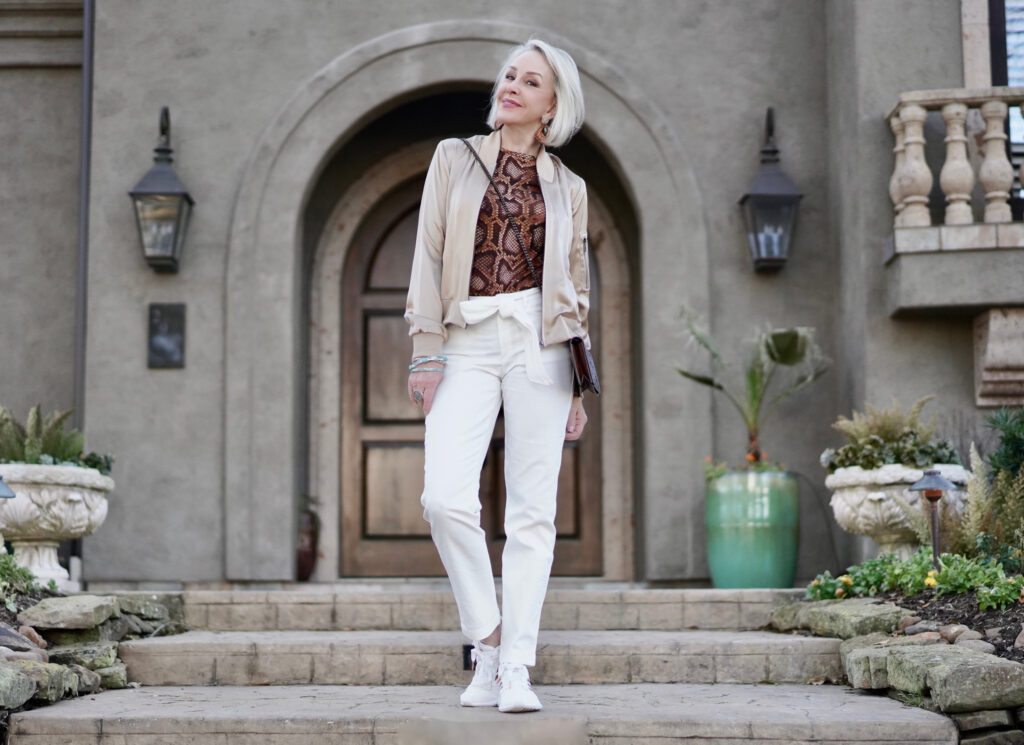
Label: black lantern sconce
xmin=739 ymin=107 xmax=803 ymax=272
xmin=129 ymin=107 xmax=194 ymax=273
xmin=909 ymin=469 xmax=958 ymax=573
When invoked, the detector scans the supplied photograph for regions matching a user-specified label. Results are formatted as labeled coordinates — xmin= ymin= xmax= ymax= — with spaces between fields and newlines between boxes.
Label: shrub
xmin=985 ymin=407 xmax=1024 ymax=477
xmin=820 ymin=397 xmax=959 ymax=473
xmin=805 ymin=548 xmax=1024 ymax=610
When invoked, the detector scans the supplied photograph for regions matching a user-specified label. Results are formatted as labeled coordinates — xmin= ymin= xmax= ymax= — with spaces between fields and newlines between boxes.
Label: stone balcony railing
xmin=887 ymin=87 xmax=1024 ymax=407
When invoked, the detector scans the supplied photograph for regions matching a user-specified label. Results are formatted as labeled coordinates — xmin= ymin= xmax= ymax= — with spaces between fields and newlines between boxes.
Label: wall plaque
xmin=148 ymin=303 xmax=185 ymax=369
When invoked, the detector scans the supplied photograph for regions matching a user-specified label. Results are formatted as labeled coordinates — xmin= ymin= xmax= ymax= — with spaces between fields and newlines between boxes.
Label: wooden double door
xmin=339 ymin=176 xmax=602 ymax=576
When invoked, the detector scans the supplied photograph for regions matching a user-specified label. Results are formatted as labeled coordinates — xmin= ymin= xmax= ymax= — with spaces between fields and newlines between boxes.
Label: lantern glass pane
xmin=134 ymin=195 xmax=182 ymax=258
xmin=173 ymin=200 xmax=192 ymax=258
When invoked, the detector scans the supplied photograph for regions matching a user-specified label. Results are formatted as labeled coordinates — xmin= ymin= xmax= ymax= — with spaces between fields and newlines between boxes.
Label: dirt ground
xmin=881 ymin=589 xmax=1024 ymax=663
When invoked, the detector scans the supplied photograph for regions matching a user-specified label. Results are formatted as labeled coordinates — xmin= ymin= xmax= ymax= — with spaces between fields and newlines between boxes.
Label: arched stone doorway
xmin=307 ymin=91 xmax=634 ymax=579
xmin=224 ymin=22 xmax=709 ymax=582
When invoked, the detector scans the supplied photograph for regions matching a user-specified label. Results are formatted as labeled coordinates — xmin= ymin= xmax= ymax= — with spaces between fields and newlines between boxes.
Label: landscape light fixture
xmin=909 ymin=469 xmax=958 ymax=573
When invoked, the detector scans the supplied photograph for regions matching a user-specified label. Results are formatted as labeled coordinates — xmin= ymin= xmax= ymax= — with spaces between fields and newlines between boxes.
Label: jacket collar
xmin=479 ymin=128 xmax=555 ymax=182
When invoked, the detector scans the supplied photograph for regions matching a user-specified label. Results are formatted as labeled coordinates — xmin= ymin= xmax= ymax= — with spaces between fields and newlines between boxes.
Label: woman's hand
xmin=565 ymin=396 xmax=588 ymax=441
xmin=408 ymin=371 xmax=444 ymax=415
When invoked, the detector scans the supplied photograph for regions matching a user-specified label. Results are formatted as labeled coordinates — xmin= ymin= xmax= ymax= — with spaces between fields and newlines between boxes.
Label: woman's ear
xmin=544 ymin=98 xmax=557 ymax=123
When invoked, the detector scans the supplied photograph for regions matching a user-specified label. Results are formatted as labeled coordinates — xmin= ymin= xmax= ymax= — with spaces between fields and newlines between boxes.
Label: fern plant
xmin=820 ymin=396 xmax=959 ymax=473
xmin=0 ymin=405 xmax=112 ymax=474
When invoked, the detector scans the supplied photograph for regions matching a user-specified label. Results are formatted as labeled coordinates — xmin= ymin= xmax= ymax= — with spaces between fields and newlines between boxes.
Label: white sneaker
xmin=497 ymin=662 xmax=542 ymax=713
xmin=459 ymin=642 xmax=500 ymax=707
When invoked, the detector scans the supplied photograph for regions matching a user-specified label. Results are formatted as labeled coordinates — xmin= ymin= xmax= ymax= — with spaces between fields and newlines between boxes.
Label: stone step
xmin=180 ymin=586 xmax=803 ymax=632
xmin=7 ymin=683 xmax=959 ymax=745
xmin=118 ymin=629 xmax=842 ymax=686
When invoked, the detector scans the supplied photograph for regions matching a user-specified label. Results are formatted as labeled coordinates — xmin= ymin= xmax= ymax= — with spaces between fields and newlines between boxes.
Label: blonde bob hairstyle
xmin=486 ymin=38 xmax=585 ymax=149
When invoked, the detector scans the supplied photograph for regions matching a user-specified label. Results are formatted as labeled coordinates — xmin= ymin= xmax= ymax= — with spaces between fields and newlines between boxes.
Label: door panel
xmin=340 ymin=176 xmax=602 ymax=576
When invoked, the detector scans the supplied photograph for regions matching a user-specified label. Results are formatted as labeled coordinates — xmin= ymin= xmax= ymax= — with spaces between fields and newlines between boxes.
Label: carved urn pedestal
xmin=826 ymin=463 xmax=967 ymax=560
xmin=0 ymin=464 xmax=113 ymax=591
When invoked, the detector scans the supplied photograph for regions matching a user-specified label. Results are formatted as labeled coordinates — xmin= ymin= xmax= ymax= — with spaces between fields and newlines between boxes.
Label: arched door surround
xmin=224 ymin=21 xmax=710 ymax=581
xmin=310 ymin=137 xmax=627 ymax=580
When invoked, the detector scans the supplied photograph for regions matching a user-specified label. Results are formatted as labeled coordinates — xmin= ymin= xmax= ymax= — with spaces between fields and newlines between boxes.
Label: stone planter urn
xmin=826 ymin=463 xmax=968 ymax=559
xmin=0 ymin=464 xmax=113 ymax=590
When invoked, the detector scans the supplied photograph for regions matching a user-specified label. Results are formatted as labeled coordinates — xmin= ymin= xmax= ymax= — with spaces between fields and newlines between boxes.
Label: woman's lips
xmin=502 ymin=99 xmax=521 ymax=108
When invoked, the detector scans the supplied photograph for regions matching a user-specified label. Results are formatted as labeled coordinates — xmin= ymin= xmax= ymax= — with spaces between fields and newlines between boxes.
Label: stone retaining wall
xmin=0 ymin=593 xmax=180 ymax=712
xmin=771 ymin=598 xmax=1024 ymax=742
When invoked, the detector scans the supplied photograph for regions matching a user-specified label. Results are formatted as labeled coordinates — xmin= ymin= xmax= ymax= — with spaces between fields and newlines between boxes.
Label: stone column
xmin=939 ymin=102 xmax=974 ymax=224
xmin=974 ymin=309 xmax=1024 ymax=407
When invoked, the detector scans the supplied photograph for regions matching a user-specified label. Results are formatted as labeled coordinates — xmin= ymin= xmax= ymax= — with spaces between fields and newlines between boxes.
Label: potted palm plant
xmin=0 ymin=405 xmax=113 ymax=589
xmin=678 ymin=312 xmax=830 ymax=588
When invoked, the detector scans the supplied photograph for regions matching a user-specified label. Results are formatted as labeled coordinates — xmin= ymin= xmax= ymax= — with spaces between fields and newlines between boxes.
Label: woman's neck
xmin=499 ymin=125 xmax=542 ymax=158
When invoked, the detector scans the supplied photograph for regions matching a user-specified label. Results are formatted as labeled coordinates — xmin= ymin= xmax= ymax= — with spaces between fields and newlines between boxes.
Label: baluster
xmin=889 ymin=115 xmax=907 ymax=226
xmin=1019 ymin=104 xmax=1024 ymax=202
xmin=940 ymin=102 xmax=974 ymax=224
xmin=979 ymin=99 xmax=1013 ymax=223
xmin=897 ymin=104 xmax=933 ymax=227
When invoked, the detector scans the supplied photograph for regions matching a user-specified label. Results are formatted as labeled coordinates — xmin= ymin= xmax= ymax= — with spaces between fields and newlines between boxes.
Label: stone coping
xmin=8 ymin=684 xmax=958 ymax=744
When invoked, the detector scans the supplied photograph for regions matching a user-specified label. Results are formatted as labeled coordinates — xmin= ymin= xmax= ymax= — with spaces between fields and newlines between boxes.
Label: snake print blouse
xmin=469 ymin=149 xmax=546 ymax=296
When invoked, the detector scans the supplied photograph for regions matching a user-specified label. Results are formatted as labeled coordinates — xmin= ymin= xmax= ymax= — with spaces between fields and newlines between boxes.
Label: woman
xmin=404 ymin=38 xmax=591 ymax=713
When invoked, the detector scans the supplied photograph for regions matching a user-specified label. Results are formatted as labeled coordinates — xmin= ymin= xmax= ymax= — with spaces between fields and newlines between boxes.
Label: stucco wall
xmin=826 ymin=0 xmax=977 ymax=563
xmin=78 ymin=0 xmax=973 ymax=583
xmin=0 ymin=68 xmax=80 ymax=422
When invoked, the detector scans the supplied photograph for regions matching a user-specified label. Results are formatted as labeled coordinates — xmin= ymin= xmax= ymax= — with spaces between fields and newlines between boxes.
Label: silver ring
xmin=413 ymin=390 xmax=424 ymax=404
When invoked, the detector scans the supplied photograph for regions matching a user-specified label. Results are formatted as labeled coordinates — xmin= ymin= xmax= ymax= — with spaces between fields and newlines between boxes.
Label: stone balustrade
xmin=888 ymin=87 xmax=1024 ymax=233
xmin=887 ymin=88 xmax=1024 ymax=408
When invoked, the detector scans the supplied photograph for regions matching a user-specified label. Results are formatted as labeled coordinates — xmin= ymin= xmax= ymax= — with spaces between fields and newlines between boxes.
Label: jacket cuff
xmin=412 ymin=332 xmax=444 ymax=359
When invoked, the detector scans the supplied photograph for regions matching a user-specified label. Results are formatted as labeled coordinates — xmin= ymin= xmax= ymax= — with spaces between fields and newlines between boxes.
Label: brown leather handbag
xmin=462 ymin=139 xmax=601 ymax=398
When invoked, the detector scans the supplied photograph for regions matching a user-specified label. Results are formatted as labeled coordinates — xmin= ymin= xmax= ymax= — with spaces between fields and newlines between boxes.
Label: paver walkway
xmin=10 ymin=683 xmax=958 ymax=745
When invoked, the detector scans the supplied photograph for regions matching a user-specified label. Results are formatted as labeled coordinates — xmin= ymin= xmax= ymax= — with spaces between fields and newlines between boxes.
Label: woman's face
xmin=494 ymin=50 xmax=557 ymax=130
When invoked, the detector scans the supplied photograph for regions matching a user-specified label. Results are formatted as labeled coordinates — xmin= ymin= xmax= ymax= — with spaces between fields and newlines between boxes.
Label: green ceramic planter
xmin=705 ymin=470 xmax=799 ymax=588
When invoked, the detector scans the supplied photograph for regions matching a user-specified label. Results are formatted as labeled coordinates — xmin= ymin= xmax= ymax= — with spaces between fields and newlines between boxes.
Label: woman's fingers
xmin=565 ymin=398 xmax=587 ymax=441
xmin=408 ymin=371 xmax=444 ymax=411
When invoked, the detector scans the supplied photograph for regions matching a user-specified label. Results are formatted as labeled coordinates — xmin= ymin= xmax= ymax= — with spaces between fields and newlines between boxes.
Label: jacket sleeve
xmin=404 ymin=141 xmax=451 ymax=358
xmin=568 ymin=179 xmax=591 ymax=349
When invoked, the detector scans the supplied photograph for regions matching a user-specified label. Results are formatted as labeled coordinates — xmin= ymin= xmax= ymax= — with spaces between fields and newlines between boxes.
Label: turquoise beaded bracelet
xmin=408 ymin=355 xmax=448 ymax=371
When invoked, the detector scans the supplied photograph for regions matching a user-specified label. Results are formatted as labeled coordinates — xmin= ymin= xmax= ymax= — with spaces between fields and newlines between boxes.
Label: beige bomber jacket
xmin=405 ymin=129 xmax=591 ymax=359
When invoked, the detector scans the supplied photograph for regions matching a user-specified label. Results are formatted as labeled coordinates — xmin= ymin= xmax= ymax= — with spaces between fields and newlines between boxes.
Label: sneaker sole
xmin=460 ymin=699 xmax=498 ymax=707
xmin=498 ymin=702 xmax=542 ymax=713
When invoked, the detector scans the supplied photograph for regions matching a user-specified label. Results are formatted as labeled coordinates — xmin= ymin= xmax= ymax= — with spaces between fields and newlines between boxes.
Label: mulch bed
xmin=881 ymin=589 xmax=1024 ymax=663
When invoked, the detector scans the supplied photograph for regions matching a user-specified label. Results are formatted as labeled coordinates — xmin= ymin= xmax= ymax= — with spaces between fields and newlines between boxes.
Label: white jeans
xmin=421 ymin=287 xmax=572 ymax=666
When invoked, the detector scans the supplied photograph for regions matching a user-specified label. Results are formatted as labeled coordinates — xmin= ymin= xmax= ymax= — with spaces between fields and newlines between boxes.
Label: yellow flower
xmin=839 ymin=575 xmax=853 ymax=586
xmin=924 ymin=577 xmax=938 ymax=587
xmin=834 ymin=588 xmax=845 ymax=598
xmin=811 ymin=579 xmax=819 ymax=586
xmin=927 ymin=570 xmax=938 ymax=577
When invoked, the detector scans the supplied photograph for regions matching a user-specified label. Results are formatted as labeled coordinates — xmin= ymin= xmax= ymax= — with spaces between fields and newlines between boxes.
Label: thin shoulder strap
xmin=460 ymin=138 xmax=542 ymax=289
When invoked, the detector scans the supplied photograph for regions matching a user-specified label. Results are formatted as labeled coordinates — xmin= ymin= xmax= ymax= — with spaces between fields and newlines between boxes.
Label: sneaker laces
xmin=499 ymin=663 xmax=532 ymax=690
xmin=470 ymin=646 xmax=499 ymax=686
